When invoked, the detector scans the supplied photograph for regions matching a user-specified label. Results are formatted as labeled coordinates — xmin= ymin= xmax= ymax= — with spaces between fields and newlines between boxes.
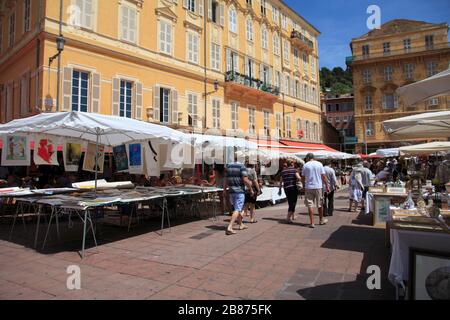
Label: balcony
xmin=349 ymin=42 xmax=450 ymax=64
xmin=290 ymin=30 xmax=314 ymax=53
xmin=224 ymin=71 xmax=280 ymax=103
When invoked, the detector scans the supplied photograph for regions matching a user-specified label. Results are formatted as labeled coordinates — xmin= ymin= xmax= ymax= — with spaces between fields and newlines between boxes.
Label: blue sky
xmin=284 ymin=0 xmax=450 ymax=70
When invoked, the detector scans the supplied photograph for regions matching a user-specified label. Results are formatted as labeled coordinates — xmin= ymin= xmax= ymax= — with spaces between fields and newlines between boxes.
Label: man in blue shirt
xmin=224 ymin=162 xmax=254 ymax=235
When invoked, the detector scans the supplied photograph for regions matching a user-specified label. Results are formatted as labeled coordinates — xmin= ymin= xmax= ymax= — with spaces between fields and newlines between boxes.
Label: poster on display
xmin=82 ymin=143 xmax=105 ymax=173
xmin=373 ymin=196 xmax=390 ymax=226
xmin=1 ymin=135 xmax=31 ymax=166
xmin=113 ymin=145 xmax=129 ymax=172
xmin=159 ymin=142 xmax=181 ymax=171
xmin=33 ymin=135 xmax=59 ymax=166
xmin=126 ymin=142 xmax=144 ymax=174
xmin=143 ymin=139 xmax=160 ymax=177
xmin=63 ymin=140 xmax=84 ymax=172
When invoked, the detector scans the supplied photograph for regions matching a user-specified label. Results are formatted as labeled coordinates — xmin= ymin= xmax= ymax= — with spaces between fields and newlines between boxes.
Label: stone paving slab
xmin=0 ymin=190 xmax=395 ymax=300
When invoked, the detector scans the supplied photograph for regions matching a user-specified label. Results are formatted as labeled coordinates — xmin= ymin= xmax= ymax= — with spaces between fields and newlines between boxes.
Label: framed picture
xmin=373 ymin=196 xmax=390 ymax=226
xmin=1 ymin=135 xmax=31 ymax=166
xmin=113 ymin=145 xmax=128 ymax=172
xmin=34 ymin=135 xmax=59 ymax=166
xmin=409 ymin=248 xmax=450 ymax=300
xmin=83 ymin=143 xmax=105 ymax=173
xmin=63 ymin=140 xmax=83 ymax=172
xmin=126 ymin=142 xmax=143 ymax=174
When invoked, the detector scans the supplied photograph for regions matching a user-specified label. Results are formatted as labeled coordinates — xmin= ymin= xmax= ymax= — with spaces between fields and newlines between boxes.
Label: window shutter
xmin=226 ymin=48 xmax=231 ymax=72
xmin=153 ymin=85 xmax=160 ymax=122
xmin=183 ymin=0 xmax=188 ymax=8
xmin=382 ymin=95 xmax=386 ymax=109
xmin=219 ymin=4 xmax=224 ymax=26
xmin=233 ymin=53 xmax=239 ymax=73
xmin=245 ymin=57 xmax=249 ymax=76
xmin=20 ymin=74 xmax=28 ymax=115
xmin=259 ymin=64 xmax=263 ymax=83
xmin=268 ymin=68 xmax=272 ymax=85
xmin=198 ymin=0 xmax=203 ymax=16
xmin=91 ymin=72 xmax=101 ymax=113
xmin=394 ymin=94 xmax=399 ymax=109
xmin=207 ymin=0 xmax=212 ymax=20
xmin=112 ymin=77 xmax=120 ymax=115
xmin=135 ymin=82 xmax=143 ymax=119
xmin=62 ymin=67 xmax=73 ymax=111
xmin=171 ymin=89 xmax=178 ymax=124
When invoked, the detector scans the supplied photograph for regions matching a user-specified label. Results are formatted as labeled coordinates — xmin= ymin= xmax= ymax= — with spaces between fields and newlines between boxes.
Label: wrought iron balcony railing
xmin=290 ymin=30 xmax=314 ymax=49
xmin=225 ymin=71 xmax=280 ymax=96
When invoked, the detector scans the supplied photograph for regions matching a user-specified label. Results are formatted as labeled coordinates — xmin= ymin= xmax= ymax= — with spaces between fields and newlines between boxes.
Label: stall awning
xmin=279 ymin=140 xmax=339 ymax=153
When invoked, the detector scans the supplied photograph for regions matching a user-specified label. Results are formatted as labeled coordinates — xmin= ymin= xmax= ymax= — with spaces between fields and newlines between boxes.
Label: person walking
xmin=348 ymin=162 xmax=365 ymax=212
xmin=244 ymin=163 xmax=261 ymax=223
xmin=323 ymin=160 xmax=338 ymax=217
xmin=224 ymin=161 xmax=254 ymax=235
xmin=301 ymin=153 xmax=329 ymax=228
xmin=361 ymin=161 xmax=373 ymax=210
xmin=279 ymin=159 xmax=301 ymax=224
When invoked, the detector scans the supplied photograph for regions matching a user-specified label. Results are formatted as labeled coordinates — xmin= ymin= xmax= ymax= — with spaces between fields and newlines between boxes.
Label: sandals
xmin=239 ymin=224 xmax=249 ymax=230
xmin=226 ymin=229 xmax=237 ymax=235
xmin=249 ymin=220 xmax=258 ymax=224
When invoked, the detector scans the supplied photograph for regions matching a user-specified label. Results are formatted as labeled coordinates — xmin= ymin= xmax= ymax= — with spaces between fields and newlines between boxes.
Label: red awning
xmin=358 ymin=153 xmax=381 ymax=159
xmin=280 ymin=140 xmax=340 ymax=153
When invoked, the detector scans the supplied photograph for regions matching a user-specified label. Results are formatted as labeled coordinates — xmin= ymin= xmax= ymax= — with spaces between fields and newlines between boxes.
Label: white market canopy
xmin=294 ymin=150 xmax=360 ymax=160
xmin=236 ymin=149 xmax=304 ymax=164
xmin=382 ymin=111 xmax=450 ymax=139
xmin=376 ymin=148 xmax=400 ymax=158
xmin=0 ymin=112 xmax=188 ymax=146
xmin=192 ymin=133 xmax=258 ymax=150
xmin=399 ymin=141 xmax=450 ymax=156
xmin=396 ymin=68 xmax=450 ymax=106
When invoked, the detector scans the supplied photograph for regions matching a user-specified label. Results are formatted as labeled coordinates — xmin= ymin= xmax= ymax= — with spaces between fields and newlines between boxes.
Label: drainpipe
xmin=55 ymin=0 xmax=63 ymax=112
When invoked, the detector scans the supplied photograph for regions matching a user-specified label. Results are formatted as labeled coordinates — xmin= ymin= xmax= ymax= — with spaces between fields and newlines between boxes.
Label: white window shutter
xmin=91 ymin=72 xmax=101 ymax=113
xmin=207 ymin=0 xmax=212 ymax=20
xmin=219 ymin=4 xmax=224 ymax=26
xmin=135 ymin=82 xmax=143 ymax=119
xmin=233 ymin=54 xmax=238 ymax=73
xmin=245 ymin=57 xmax=249 ymax=76
xmin=171 ymin=89 xmax=178 ymax=124
xmin=183 ymin=0 xmax=188 ymax=9
xmin=198 ymin=0 xmax=203 ymax=16
xmin=62 ymin=67 xmax=73 ymax=111
xmin=226 ymin=48 xmax=231 ymax=72
xmin=269 ymin=68 xmax=272 ymax=85
xmin=153 ymin=85 xmax=160 ymax=121
xmin=112 ymin=77 xmax=120 ymax=115
xmin=259 ymin=64 xmax=263 ymax=82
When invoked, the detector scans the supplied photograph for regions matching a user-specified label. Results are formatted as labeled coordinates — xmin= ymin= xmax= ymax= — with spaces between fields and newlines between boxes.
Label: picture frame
xmin=409 ymin=248 xmax=450 ymax=300
xmin=373 ymin=196 xmax=390 ymax=226
xmin=1 ymin=134 xmax=31 ymax=166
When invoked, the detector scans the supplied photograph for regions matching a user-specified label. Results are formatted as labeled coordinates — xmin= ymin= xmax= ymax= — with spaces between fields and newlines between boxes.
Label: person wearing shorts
xmin=301 ymin=153 xmax=329 ymax=228
xmin=224 ymin=162 xmax=254 ymax=235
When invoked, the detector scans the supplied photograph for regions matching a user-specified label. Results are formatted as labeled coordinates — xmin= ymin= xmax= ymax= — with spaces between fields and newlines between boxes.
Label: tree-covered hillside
xmin=320 ymin=67 xmax=353 ymax=95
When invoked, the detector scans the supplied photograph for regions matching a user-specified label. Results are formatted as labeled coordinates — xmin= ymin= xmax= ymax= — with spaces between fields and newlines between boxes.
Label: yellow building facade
xmin=0 ymin=0 xmax=322 ymax=144
xmin=348 ymin=19 xmax=450 ymax=153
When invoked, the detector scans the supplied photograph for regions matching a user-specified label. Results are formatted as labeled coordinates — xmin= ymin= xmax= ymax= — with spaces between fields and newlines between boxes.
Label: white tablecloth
xmin=257 ymin=187 xmax=286 ymax=204
xmin=388 ymin=229 xmax=450 ymax=285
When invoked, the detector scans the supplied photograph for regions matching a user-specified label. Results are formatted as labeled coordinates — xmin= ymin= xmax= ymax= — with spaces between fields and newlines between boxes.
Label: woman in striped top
xmin=279 ymin=160 xmax=302 ymax=224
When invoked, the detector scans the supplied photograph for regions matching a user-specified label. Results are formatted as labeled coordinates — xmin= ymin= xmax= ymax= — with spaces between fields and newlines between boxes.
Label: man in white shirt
xmin=301 ymin=153 xmax=329 ymax=228
xmin=323 ymin=160 xmax=338 ymax=217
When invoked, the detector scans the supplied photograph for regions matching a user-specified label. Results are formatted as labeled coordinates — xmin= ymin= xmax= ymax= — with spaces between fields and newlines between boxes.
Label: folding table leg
xmin=160 ymin=199 xmax=166 ymax=236
xmin=9 ymin=203 xmax=21 ymax=240
xmin=55 ymin=208 xmax=61 ymax=243
xmin=81 ymin=210 xmax=88 ymax=259
xmin=87 ymin=211 xmax=98 ymax=249
xmin=42 ymin=209 xmax=55 ymax=250
xmin=34 ymin=205 xmax=42 ymax=248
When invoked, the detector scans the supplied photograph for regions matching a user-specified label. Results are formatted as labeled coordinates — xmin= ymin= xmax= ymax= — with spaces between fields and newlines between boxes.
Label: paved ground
xmin=0 ymin=189 xmax=395 ymax=300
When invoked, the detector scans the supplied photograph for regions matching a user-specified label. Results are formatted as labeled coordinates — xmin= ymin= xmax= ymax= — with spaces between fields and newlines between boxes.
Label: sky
xmin=284 ymin=0 xmax=450 ymax=70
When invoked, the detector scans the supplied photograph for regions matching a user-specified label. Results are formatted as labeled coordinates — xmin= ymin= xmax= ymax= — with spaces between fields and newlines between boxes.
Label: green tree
xmin=320 ymin=67 xmax=353 ymax=95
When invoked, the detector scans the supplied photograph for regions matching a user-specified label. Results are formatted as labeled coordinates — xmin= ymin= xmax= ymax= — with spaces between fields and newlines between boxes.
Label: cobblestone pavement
xmin=0 ymin=189 xmax=395 ymax=300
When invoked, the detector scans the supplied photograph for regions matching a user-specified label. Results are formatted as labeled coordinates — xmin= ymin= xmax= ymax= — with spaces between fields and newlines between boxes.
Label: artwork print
xmin=83 ymin=143 xmax=105 ymax=173
xmin=143 ymin=140 xmax=160 ymax=177
xmin=113 ymin=145 xmax=129 ymax=172
xmin=1 ymin=135 xmax=31 ymax=166
xmin=34 ymin=135 xmax=59 ymax=165
xmin=63 ymin=140 xmax=83 ymax=172
xmin=126 ymin=143 xmax=143 ymax=174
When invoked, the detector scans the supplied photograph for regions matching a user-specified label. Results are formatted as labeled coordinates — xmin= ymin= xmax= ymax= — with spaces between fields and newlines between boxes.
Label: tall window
xmin=284 ymin=75 xmax=290 ymax=95
xmin=229 ymin=8 xmax=237 ymax=33
xmin=246 ymin=19 xmax=253 ymax=41
xmin=212 ymin=99 xmax=220 ymax=129
xmin=382 ymin=93 xmax=399 ymax=110
xmin=211 ymin=43 xmax=221 ymax=71
xmin=425 ymin=35 xmax=434 ymax=49
xmin=160 ymin=88 xmax=170 ymax=123
xmin=404 ymin=63 xmax=414 ymax=80
xmin=187 ymin=93 xmax=198 ymax=127
xmin=303 ymin=84 xmax=308 ymax=102
xmin=283 ymin=40 xmax=289 ymax=61
xmin=302 ymin=53 xmax=308 ymax=72
xmin=74 ymin=0 xmax=94 ymax=30
xmin=293 ymin=48 xmax=299 ymax=66
xmin=275 ymin=113 xmax=281 ymax=136
xmin=20 ymin=72 xmax=30 ymax=115
xmin=261 ymin=27 xmax=268 ymax=49
xmin=281 ymin=13 xmax=287 ymax=29
xmin=261 ymin=64 xmax=270 ymax=84
xmin=23 ymin=0 xmax=31 ymax=32
xmin=362 ymin=44 xmax=370 ymax=57
xmin=362 ymin=69 xmax=371 ymax=84
xmin=260 ymin=0 xmax=266 ymax=16
xmin=120 ymin=5 xmax=137 ymax=43
xmin=294 ymin=79 xmax=300 ymax=98
xmin=187 ymin=32 xmax=199 ymax=64
xmin=384 ymin=66 xmax=393 ymax=81
xmin=403 ymin=38 xmax=411 ymax=53
xmin=159 ymin=21 xmax=172 ymax=54
xmin=72 ymin=70 xmax=90 ymax=112
xmin=296 ymin=119 xmax=302 ymax=135
xmin=231 ymin=102 xmax=238 ymax=130
xmin=310 ymin=57 xmax=316 ymax=78
xmin=366 ymin=122 xmax=374 ymax=136
xmin=186 ymin=0 xmax=196 ymax=13
xmin=263 ymin=110 xmax=270 ymax=135
xmin=248 ymin=107 xmax=255 ymax=134
xmin=313 ymin=123 xmax=318 ymax=141
xmin=383 ymin=42 xmax=390 ymax=55
xmin=272 ymin=5 xmax=279 ymax=23
xmin=285 ymin=115 xmax=291 ymax=138
xmin=364 ymin=96 xmax=373 ymax=111
xmin=119 ymin=80 xmax=133 ymax=118
xmin=275 ymin=71 xmax=281 ymax=89
xmin=426 ymin=61 xmax=438 ymax=77
xmin=305 ymin=121 xmax=310 ymax=139
xmin=273 ymin=33 xmax=280 ymax=55
xmin=8 ymin=13 xmax=15 ymax=48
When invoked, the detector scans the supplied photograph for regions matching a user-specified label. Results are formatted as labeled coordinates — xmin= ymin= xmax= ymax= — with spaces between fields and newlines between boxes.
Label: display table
xmin=388 ymin=220 xmax=450 ymax=296
xmin=366 ymin=192 xmax=408 ymax=225
xmin=257 ymin=187 xmax=286 ymax=204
